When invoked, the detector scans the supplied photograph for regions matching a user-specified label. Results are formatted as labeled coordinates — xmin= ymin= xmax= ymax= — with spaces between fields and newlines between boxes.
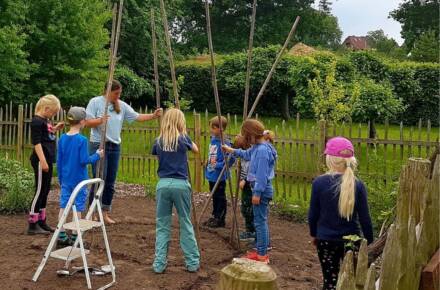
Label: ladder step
xmin=63 ymin=219 xmax=102 ymax=231
xmin=50 ymin=246 xmax=90 ymax=261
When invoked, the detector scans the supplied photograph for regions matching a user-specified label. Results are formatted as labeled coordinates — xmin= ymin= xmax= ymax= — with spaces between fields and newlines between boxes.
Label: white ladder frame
xmin=32 ymin=178 xmax=116 ymax=290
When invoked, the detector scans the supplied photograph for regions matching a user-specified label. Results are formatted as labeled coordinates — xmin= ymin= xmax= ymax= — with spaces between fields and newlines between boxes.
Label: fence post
xmin=194 ymin=113 xmax=202 ymax=192
xmin=17 ymin=105 xmax=24 ymax=163
xmin=318 ymin=119 xmax=327 ymax=173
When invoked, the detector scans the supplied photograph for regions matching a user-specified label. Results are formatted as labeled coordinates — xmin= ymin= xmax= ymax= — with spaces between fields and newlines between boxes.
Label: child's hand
xmin=41 ymin=160 xmax=49 ymax=172
xmin=311 ymin=237 xmax=318 ymax=247
xmin=239 ymin=180 xmax=246 ymax=190
xmin=96 ymin=149 xmax=104 ymax=158
xmin=252 ymin=195 xmax=260 ymax=205
xmin=222 ymin=144 xmax=234 ymax=153
xmin=54 ymin=122 xmax=65 ymax=131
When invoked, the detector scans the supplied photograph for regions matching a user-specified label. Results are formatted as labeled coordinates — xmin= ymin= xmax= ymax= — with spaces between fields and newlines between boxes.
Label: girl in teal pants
xmin=151 ymin=108 xmax=200 ymax=273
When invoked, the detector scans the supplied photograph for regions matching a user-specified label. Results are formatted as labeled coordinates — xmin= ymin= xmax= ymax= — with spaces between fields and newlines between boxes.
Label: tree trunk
xmin=281 ymin=92 xmax=291 ymax=120
xmin=218 ymin=258 xmax=278 ymax=290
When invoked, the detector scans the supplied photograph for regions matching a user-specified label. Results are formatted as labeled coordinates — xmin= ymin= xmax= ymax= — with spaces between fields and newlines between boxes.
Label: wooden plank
xmin=355 ymin=239 xmax=368 ymax=288
xmin=336 ymin=251 xmax=356 ymax=290
xmin=420 ymin=247 xmax=440 ymax=290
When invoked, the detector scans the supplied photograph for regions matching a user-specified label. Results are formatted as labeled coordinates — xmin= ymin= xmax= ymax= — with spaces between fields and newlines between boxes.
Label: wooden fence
xmin=336 ymin=156 xmax=440 ymax=290
xmin=0 ymin=103 xmax=438 ymax=203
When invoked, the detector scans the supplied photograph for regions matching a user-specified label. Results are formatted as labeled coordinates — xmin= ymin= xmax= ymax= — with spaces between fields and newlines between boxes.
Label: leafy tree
xmin=411 ymin=30 xmax=439 ymax=62
xmin=25 ymin=0 xmax=111 ymax=106
xmin=390 ymin=0 xmax=439 ymax=51
xmin=0 ymin=0 xmax=30 ymax=103
xmin=309 ymin=63 xmax=352 ymax=123
xmin=175 ymin=0 xmax=342 ymax=53
xmin=318 ymin=0 xmax=332 ymax=14
xmin=351 ymin=78 xmax=405 ymax=138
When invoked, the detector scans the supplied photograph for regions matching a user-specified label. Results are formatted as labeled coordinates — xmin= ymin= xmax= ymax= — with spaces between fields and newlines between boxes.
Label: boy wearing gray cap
xmin=56 ymin=107 xmax=104 ymax=247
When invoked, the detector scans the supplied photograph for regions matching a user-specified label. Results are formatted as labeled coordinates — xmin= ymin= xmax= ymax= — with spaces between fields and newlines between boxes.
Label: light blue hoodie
xmin=234 ymin=142 xmax=277 ymax=199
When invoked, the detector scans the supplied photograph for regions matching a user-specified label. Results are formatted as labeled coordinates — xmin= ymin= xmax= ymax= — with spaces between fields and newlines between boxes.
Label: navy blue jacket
xmin=308 ymin=174 xmax=374 ymax=244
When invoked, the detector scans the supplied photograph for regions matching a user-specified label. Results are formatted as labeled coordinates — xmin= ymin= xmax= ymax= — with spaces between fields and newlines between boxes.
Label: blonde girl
xmin=308 ymin=137 xmax=373 ymax=290
xmin=151 ymin=108 xmax=200 ymax=274
xmin=28 ymin=95 xmax=64 ymax=235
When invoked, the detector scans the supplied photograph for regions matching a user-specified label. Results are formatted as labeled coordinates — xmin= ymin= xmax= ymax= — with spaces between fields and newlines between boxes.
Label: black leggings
xmin=317 ymin=240 xmax=346 ymax=290
xmin=209 ymin=180 xmax=226 ymax=221
xmin=30 ymin=157 xmax=53 ymax=214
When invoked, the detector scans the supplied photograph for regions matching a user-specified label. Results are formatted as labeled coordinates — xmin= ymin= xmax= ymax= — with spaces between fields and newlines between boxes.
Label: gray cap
xmin=67 ymin=106 xmax=87 ymax=122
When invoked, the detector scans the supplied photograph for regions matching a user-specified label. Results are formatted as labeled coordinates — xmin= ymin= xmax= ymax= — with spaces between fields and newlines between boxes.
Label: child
xmin=28 ymin=95 xmax=63 ymax=235
xmin=308 ymin=137 xmax=373 ymax=290
xmin=152 ymin=108 xmax=200 ymax=274
xmin=223 ymin=119 xmax=277 ymax=264
xmin=56 ymin=107 xmax=103 ymax=247
xmin=233 ymin=135 xmax=255 ymax=241
xmin=204 ymin=116 xmax=235 ymax=228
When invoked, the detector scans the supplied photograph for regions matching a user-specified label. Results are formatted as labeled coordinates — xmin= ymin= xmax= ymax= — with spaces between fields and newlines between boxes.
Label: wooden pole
xmin=204 ymin=0 xmax=240 ymax=249
xmin=151 ymin=9 xmax=161 ymax=109
xmin=247 ymin=16 xmax=300 ymax=119
xmin=158 ymin=0 xmax=200 ymax=249
xmin=97 ymin=2 xmax=123 ymax=179
xmin=159 ymin=0 xmax=179 ymax=108
xmin=243 ymin=0 xmax=257 ymax=119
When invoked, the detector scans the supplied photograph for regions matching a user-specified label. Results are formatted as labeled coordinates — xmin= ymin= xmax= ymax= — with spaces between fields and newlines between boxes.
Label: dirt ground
xmin=0 ymin=184 xmax=322 ymax=290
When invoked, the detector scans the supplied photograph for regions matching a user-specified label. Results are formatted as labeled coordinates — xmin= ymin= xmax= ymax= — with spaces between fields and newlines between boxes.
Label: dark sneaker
xmin=208 ymin=218 xmax=225 ymax=228
xmin=57 ymin=237 xmax=72 ymax=249
xmin=27 ymin=223 xmax=50 ymax=235
xmin=202 ymin=217 xmax=216 ymax=227
xmin=240 ymin=232 xmax=256 ymax=241
xmin=38 ymin=220 xmax=54 ymax=233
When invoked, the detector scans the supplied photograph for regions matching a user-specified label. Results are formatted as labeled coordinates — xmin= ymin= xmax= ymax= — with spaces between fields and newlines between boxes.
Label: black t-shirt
xmin=30 ymin=116 xmax=57 ymax=163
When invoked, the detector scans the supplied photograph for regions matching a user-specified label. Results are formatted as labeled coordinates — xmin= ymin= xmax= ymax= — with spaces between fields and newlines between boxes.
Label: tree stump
xmin=218 ymin=258 xmax=278 ymax=290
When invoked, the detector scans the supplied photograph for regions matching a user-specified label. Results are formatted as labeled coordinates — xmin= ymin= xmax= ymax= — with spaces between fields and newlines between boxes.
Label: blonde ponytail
xmin=158 ymin=108 xmax=186 ymax=152
xmin=326 ymin=155 xmax=358 ymax=220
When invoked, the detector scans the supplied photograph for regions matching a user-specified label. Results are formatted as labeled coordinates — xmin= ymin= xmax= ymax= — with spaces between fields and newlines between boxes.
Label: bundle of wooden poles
xmin=98 ymin=0 xmax=301 ymax=254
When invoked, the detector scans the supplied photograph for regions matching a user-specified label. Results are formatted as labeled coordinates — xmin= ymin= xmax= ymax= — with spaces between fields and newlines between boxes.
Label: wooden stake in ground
xmin=204 ymin=0 xmax=241 ymax=249
xmin=158 ymin=0 xmax=200 ymax=248
xmin=97 ymin=0 xmax=124 ymax=179
xmin=247 ymin=16 xmax=300 ymax=119
xmin=159 ymin=0 xmax=179 ymax=108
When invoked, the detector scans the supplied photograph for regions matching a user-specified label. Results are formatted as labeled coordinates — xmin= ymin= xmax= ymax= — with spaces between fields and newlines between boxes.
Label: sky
xmin=314 ymin=0 xmax=405 ymax=45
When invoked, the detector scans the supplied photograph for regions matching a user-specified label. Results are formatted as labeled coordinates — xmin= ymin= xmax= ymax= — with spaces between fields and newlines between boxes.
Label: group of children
xmin=28 ymin=90 xmax=373 ymax=288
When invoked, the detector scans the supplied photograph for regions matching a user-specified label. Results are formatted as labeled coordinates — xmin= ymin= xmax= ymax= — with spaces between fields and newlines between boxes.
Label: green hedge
xmin=175 ymin=48 xmax=439 ymax=125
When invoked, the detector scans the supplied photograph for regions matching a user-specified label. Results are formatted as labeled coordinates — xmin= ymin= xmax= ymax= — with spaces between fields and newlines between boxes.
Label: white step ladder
xmin=32 ymin=178 xmax=116 ymax=290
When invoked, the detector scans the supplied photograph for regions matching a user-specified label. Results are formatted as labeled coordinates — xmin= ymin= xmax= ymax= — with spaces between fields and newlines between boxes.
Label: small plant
xmin=0 ymin=158 xmax=34 ymax=213
xmin=343 ymin=234 xmax=362 ymax=252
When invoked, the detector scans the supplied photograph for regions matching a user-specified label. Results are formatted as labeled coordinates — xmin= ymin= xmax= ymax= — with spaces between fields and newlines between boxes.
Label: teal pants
xmin=153 ymin=178 xmax=200 ymax=273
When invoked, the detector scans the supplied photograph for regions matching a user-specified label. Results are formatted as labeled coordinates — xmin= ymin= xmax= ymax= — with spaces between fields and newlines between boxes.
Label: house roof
xmin=343 ymin=36 xmax=369 ymax=50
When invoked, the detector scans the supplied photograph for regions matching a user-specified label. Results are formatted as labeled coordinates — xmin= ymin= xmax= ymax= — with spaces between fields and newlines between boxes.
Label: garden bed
xmin=0 ymin=183 xmax=322 ymax=289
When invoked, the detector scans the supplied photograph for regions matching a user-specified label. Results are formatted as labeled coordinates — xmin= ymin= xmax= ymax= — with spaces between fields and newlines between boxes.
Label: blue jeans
xmin=253 ymin=197 xmax=271 ymax=256
xmin=153 ymin=178 xmax=200 ymax=273
xmin=89 ymin=142 xmax=120 ymax=211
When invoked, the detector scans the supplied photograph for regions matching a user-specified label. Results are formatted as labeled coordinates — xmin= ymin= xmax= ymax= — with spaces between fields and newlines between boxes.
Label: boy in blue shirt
xmin=204 ymin=116 xmax=235 ymax=228
xmin=56 ymin=107 xmax=103 ymax=247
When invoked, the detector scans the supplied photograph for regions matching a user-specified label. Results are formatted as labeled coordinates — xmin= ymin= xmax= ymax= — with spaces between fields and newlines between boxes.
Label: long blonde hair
xmin=326 ymin=155 xmax=358 ymax=221
xmin=158 ymin=108 xmax=186 ymax=152
xmin=35 ymin=94 xmax=61 ymax=115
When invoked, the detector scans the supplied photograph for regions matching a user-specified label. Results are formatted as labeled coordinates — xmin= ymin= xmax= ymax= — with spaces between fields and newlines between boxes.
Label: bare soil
xmin=0 ymin=183 xmax=322 ymax=290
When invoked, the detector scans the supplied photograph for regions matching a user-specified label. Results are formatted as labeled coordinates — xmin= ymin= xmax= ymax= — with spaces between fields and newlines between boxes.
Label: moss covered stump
xmin=218 ymin=258 xmax=278 ymax=290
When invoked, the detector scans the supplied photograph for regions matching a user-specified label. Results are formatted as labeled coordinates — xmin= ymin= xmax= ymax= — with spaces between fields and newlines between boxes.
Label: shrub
xmin=0 ymin=158 xmax=34 ymax=213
